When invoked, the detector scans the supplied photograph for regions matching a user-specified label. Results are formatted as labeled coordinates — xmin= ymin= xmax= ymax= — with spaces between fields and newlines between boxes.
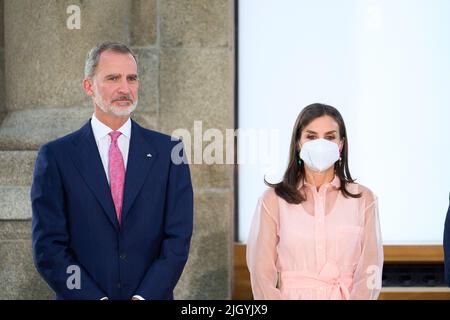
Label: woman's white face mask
xmin=299 ymin=139 xmax=340 ymax=172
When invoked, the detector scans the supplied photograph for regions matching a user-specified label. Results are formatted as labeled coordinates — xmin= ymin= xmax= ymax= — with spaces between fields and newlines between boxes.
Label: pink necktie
xmin=108 ymin=131 xmax=125 ymax=225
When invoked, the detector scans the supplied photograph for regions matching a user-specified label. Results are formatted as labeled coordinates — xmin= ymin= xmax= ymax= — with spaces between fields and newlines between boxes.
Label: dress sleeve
xmin=246 ymin=191 xmax=282 ymax=299
xmin=350 ymin=191 xmax=384 ymax=300
xmin=444 ymin=199 xmax=450 ymax=286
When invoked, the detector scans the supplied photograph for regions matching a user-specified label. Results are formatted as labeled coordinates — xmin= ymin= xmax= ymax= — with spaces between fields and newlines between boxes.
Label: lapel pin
xmin=146 ymin=153 xmax=152 ymax=158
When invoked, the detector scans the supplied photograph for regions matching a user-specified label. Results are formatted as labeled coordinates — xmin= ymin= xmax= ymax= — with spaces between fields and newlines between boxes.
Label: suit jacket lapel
xmin=121 ymin=120 xmax=157 ymax=225
xmin=70 ymin=121 xmax=120 ymax=230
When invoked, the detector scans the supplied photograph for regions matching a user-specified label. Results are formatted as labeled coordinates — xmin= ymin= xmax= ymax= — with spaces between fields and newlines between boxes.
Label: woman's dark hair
xmin=265 ymin=103 xmax=361 ymax=204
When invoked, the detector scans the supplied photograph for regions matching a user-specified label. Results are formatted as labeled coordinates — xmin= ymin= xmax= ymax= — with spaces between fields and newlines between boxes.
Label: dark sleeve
xmin=134 ymin=141 xmax=194 ymax=299
xmin=31 ymin=145 xmax=107 ymax=299
xmin=444 ymin=194 xmax=450 ymax=287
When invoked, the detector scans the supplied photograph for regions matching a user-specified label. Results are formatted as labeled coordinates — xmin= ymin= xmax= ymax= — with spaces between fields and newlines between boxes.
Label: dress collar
xmin=299 ymin=174 xmax=341 ymax=190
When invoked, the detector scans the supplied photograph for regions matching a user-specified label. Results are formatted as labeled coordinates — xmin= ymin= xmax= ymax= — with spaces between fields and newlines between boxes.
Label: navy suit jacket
xmin=31 ymin=119 xmax=193 ymax=299
xmin=444 ymin=194 xmax=450 ymax=286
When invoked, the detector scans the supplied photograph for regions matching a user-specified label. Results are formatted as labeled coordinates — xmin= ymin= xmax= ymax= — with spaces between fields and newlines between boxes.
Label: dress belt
xmin=280 ymin=262 xmax=353 ymax=300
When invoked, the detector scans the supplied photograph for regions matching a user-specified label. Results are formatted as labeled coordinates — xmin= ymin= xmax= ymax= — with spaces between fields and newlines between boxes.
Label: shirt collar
xmin=91 ymin=113 xmax=131 ymax=141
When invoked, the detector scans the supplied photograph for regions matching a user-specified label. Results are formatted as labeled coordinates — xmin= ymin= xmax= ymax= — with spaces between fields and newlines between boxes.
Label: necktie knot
xmin=109 ymin=131 xmax=122 ymax=143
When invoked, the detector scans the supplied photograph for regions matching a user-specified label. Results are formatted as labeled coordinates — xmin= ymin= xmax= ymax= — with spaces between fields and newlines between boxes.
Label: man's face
xmin=85 ymin=50 xmax=139 ymax=117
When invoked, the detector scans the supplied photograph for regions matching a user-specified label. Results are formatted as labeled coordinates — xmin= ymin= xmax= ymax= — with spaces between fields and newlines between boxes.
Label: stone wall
xmin=0 ymin=0 xmax=234 ymax=300
xmin=0 ymin=0 xmax=5 ymax=119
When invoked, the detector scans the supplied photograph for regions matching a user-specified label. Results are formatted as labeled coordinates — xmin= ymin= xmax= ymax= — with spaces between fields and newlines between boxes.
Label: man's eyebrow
xmin=104 ymin=73 xmax=120 ymax=78
xmin=104 ymin=73 xmax=138 ymax=79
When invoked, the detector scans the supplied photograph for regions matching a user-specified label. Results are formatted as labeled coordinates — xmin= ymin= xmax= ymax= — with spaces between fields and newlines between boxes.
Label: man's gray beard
xmin=95 ymin=96 xmax=138 ymax=117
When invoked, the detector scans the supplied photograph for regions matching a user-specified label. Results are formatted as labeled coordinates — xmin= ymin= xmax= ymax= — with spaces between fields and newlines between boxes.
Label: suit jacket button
xmin=120 ymin=254 xmax=127 ymax=260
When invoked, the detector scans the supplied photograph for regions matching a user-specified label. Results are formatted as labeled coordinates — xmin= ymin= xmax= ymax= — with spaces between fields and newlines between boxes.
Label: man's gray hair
xmin=84 ymin=41 xmax=138 ymax=79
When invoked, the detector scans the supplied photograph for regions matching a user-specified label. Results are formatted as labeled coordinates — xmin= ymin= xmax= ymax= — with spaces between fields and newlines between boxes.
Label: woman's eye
xmin=306 ymin=135 xmax=316 ymax=139
xmin=326 ymin=136 xmax=335 ymax=140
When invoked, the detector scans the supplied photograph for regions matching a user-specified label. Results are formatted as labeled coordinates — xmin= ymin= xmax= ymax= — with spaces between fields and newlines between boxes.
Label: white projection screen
xmin=238 ymin=0 xmax=450 ymax=245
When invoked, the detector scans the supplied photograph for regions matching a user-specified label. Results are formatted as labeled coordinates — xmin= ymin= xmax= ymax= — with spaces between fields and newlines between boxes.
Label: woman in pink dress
xmin=247 ymin=103 xmax=383 ymax=300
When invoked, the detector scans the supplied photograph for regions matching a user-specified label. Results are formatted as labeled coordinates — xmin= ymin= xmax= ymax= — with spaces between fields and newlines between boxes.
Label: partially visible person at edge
xmin=444 ymin=194 xmax=450 ymax=287
xmin=247 ymin=103 xmax=383 ymax=300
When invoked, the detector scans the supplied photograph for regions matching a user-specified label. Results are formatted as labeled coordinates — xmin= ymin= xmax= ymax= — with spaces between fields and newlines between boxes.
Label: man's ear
xmin=83 ymin=78 xmax=95 ymax=97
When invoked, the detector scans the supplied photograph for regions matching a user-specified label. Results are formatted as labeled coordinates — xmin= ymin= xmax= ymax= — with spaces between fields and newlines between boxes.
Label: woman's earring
xmin=338 ymin=157 xmax=342 ymax=167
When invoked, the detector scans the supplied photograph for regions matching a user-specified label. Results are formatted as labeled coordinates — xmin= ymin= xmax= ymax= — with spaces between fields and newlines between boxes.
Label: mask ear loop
xmin=338 ymin=139 xmax=344 ymax=168
xmin=297 ymin=144 xmax=302 ymax=165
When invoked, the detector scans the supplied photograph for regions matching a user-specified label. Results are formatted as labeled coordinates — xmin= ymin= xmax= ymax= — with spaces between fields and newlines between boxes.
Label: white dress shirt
xmin=90 ymin=113 xmax=131 ymax=184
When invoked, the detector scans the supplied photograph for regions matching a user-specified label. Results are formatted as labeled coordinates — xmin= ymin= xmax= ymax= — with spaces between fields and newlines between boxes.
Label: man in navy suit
xmin=444 ymin=194 xmax=450 ymax=287
xmin=31 ymin=42 xmax=193 ymax=300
